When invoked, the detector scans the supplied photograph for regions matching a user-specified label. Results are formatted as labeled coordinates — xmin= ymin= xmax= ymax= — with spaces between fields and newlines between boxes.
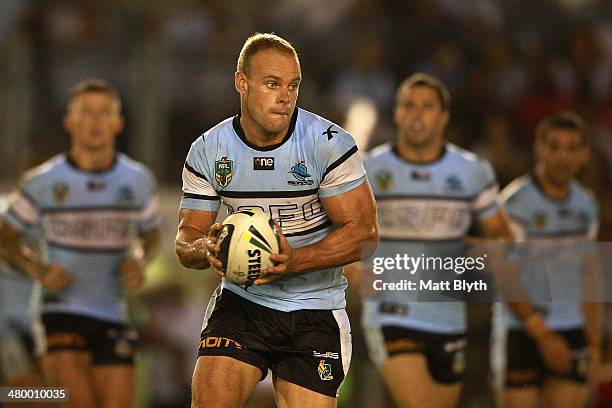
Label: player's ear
xmin=63 ymin=113 xmax=74 ymax=134
xmin=235 ymin=71 xmax=247 ymax=94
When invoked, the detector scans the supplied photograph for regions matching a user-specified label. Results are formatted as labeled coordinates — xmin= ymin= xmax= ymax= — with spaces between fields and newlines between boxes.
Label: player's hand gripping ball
xmin=216 ymin=209 xmax=280 ymax=286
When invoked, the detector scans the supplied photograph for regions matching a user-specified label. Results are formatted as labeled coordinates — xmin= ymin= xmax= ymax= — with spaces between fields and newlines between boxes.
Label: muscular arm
xmin=0 ymin=217 xmax=48 ymax=280
xmin=175 ymin=209 xmax=218 ymax=269
xmin=271 ymin=180 xmax=379 ymax=274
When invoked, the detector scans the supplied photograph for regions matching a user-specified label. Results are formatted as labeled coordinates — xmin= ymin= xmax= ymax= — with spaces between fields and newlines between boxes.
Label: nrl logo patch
xmin=52 ymin=182 xmax=70 ymax=203
xmin=376 ymin=170 xmax=393 ymax=191
xmin=215 ymin=157 xmax=233 ymax=187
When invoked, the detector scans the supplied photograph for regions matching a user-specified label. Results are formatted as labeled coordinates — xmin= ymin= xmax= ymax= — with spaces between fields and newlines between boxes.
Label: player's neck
xmin=68 ymin=146 xmax=116 ymax=172
xmin=239 ymin=112 xmax=286 ymax=147
xmin=534 ymin=166 xmax=570 ymax=200
xmin=395 ymin=138 xmax=445 ymax=164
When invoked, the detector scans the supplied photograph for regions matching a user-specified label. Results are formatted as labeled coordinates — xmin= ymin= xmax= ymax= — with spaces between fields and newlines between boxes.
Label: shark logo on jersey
xmin=52 ymin=182 xmax=69 ymax=203
xmin=445 ymin=175 xmax=463 ymax=191
xmin=288 ymin=161 xmax=314 ymax=186
xmin=376 ymin=170 xmax=393 ymax=191
xmin=215 ymin=157 xmax=233 ymax=187
xmin=118 ymin=185 xmax=135 ymax=204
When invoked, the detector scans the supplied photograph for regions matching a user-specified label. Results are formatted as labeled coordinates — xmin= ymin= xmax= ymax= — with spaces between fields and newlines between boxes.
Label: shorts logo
xmin=288 ymin=161 xmax=314 ymax=186
xmin=318 ymin=359 xmax=333 ymax=381
xmin=215 ymin=157 xmax=233 ymax=187
xmin=313 ymin=351 xmax=339 ymax=360
xmin=452 ymin=350 xmax=466 ymax=374
xmin=52 ymin=182 xmax=70 ymax=203
xmin=199 ymin=336 xmax=243 ymax=350
xmin=114 ymin=338 xmax=134 ymax=358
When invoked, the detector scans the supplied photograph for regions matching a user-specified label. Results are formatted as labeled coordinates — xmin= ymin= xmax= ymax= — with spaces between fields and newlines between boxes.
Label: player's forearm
xmin=508 ymin=301 xmax=550 ymax=339
xmin=292 ymin=220 xmax=378 ymax=273
xmin=582 ymin=302 xmax=602 ymax=348
xmin=1 ymin=242 xmax=49 ymax=281
xmin=175 ymin=227 xmax=210 ymax=270
xmin=137 ymin=227 xmax=161 ymax=264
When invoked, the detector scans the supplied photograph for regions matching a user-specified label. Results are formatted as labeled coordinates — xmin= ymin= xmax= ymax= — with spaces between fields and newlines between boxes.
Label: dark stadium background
xmin=0 ymin=1 xmax=610 ymax=407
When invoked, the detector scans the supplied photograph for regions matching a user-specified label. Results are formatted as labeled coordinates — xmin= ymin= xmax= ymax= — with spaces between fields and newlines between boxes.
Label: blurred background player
xmin=361 ymin=73 xmax=513 ymax=408
xmin=0 ymin=79 xmax=161 ymax=408
xmin=175 ymin=33 xmax=378 ymax=408
xmin=491 ymin=112 xmax=601 ymax=408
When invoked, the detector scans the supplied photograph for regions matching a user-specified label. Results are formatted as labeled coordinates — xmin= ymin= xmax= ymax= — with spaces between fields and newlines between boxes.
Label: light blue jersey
xmin=494 ymin=175 xmax=599 ymax=330
xmin=180 ymin=109 xmax=366 ymax=311
xmin=4 ymin=153 xmax=160 ymax=323
xmin=362 ymin=143 xmax=500 ymax=334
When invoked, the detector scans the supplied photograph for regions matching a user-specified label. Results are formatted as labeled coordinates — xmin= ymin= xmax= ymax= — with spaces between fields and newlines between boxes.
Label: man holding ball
xmin=175 ymin=33 xmax=379 ymax=408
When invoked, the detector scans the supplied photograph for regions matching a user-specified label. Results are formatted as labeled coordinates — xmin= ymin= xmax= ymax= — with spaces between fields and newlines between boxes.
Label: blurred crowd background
xmin=0 ymin=0 xmax=610 ymax=407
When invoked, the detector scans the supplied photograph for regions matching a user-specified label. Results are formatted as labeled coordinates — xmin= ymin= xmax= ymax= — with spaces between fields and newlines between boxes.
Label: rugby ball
xmin=216 ymin=209 xmax=280 ymax=286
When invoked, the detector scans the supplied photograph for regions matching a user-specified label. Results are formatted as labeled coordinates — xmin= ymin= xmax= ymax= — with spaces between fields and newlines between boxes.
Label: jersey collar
xmin=390 ymin=143 xmax=448 ymax=165
xmin=65 ymin=151 xmax=118 ymax=174
xmin=232 ymin=109 xmax=298 ymax=151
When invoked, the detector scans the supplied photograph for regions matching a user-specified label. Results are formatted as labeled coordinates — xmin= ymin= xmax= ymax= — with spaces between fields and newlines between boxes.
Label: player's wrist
xmin=524 ymin=312 xmax=550 ymax=340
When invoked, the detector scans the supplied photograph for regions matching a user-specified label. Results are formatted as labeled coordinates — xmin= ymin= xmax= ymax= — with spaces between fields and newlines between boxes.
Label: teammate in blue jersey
xmin=361 ymin=73 xmax=513 ymax=408
xmin=491 ymin=112 xmax=601 ymax=408
xmin=0 ymin=79 xmax=161 ymax=408
xmin=175 ymin=33 xmax=379 ymax=407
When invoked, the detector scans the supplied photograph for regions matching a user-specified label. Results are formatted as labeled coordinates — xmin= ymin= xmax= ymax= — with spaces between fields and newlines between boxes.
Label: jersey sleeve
xmin=586 ymin=192 xmax=600 ymax=241
xmin=137 ymin=168 xmax=161 ymax=232
xmin=499 ymin=184 xmax=529 ymax=242
xmin=4 ymin=176 xmax=42 ymax=231
xmin=180 ymin=136 xmax=221 ymax=212
xmin=317 ymin=127 xmax=366 ymax=198
xmin=471 ymin=159 xmax=500 ymax=219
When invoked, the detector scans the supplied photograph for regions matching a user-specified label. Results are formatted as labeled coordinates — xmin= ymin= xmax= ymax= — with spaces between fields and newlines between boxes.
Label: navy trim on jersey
xmin=284 ymin=220 xmax=333 ymax=237
xmin=185 ymin=162 xmax=208 ymax=181
xmin=232 ymin=109 xmax=298 ymax=151
xmin=40 ymin=206 xmax=142 ymax=214
xmin=375 ymin=194 xmax=475 ymax=202
xmin=182 ymin=192 xmax=220 ymax=201
xmin=47 ymin=241 xmax=127 ymax=253
xmin=6 ymin=207 xmax=35 ymax=227
xmin=391 ymin=145 xmax=448 ymax=165
xmin=19 ymin=188 xmax=39 ymax=209
xmin=322 ymin=146 xmax=359 ymax=181
xmin=219 ymin=188 xmax=319 ymax=199
xmin=65 ymin=152 xmax=118 ymax=174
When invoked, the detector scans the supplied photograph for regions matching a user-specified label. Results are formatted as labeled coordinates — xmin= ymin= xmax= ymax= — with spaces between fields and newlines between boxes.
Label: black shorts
xmin=505 ymin=328 xmax=589 ymax=387
xmin=364 ymin=326 xmax=467 ymax=384
xmin=197 ymin=288 xmax=351 ymax=398
xmin=38 ymin=312 xmax=139 ymax=365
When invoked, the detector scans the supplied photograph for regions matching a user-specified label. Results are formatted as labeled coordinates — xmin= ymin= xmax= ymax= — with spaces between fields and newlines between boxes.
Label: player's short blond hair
xmin=396 ymin=73 xmax=451 ymax=111
xmin=66 ymin=79 xmax=121 ymax=111
xmin=535 ymin=111 xmax=589 ymax=146
xmin=237 ymin=33 xmax=299 ymax=75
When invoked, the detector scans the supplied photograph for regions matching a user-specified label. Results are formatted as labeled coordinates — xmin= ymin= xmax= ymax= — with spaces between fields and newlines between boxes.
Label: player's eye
xmin=289 ymin=83 xmax=299 ymax=91
xmin=266 ymin=82 xmax=278 ymax=89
